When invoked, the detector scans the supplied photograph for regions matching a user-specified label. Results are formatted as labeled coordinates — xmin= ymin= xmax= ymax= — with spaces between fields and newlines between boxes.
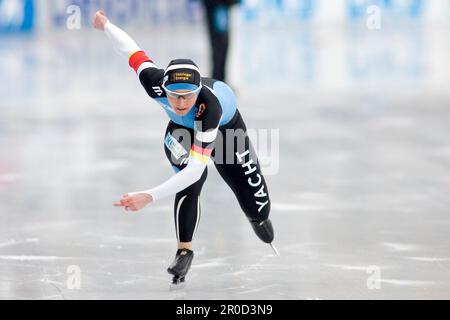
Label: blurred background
xmin=0 ymin=0 xmax=449 ymax=299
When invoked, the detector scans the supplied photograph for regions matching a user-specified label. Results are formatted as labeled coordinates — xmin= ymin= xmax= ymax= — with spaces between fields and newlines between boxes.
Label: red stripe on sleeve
xmin=191 ymin=144 xmax=213 ymax=157
xmin=129 ymin=51 xmax=152 ymax=73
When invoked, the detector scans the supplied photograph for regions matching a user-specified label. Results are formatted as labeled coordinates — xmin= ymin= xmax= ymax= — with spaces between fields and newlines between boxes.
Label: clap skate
xmin=167 ymin=248 xmax=194 ymax=290
xmin=249 ymin=219 xmax=279 ymax=256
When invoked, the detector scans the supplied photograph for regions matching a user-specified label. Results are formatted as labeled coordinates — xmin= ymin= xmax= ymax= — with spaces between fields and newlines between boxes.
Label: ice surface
xmin=0 ymin=24 xmax=449 ymax=300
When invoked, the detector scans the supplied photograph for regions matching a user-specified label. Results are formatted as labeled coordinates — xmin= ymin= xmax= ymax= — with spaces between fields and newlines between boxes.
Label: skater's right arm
xmin=93 ymin=11 xmax=165 ymax=99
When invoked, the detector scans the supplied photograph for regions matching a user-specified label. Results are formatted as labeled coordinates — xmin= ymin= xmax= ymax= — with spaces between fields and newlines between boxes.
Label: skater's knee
xmin=177 ymin=170 xmax=207 ymax=195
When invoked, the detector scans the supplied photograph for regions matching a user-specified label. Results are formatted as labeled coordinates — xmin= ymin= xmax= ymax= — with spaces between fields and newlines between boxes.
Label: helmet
xmin=163 ymin=59 xmax=202 ymax=93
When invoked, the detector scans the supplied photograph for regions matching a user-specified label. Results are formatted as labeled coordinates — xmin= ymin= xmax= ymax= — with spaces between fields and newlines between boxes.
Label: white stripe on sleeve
xmin=195 ymin=128 xmax=219 ymax=143
xmin=137 ymin=61 xmax=158 ymax=75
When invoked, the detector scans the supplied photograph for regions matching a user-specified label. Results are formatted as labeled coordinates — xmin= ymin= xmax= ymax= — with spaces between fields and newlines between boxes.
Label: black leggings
xmin=164 ymin=110 xmax=271 ymax=243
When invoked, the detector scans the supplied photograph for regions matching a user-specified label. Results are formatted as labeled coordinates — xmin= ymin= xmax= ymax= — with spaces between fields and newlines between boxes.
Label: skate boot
xmin=250 ymin=219 xmax=274 ymax=243
xmin=168 ymin=248 xmax=194 ymax=289
xmin=250 ymin=219 xmax=279 ymax=256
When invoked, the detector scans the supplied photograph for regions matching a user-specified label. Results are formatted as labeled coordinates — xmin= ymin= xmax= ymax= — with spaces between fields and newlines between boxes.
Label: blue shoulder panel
xmin=154 ymin=82 xmax=237 ymax=129
xmin=212 ymin=81 xmax=237 ymax=126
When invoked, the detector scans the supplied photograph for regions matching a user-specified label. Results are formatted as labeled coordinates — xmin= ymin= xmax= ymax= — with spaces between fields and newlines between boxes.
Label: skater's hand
xmin=113 ymin=193 xmax=153 ymax=212
xmin=93 ymin=10 xmax=108 ymax=30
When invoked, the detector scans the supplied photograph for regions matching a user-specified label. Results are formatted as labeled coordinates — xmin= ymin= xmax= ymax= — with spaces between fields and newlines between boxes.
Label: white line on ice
xmin=223 ymin=286 xmax=246 ymax=290
xmin=0 ymin=256 xmax=75 ymax=261
xmin=326 ymin=264 xmax=390 ymax=271
xmin=40 ymin=279 xmax=64 ymax=285
xmin=0 ymin=238 xmax=40 ymax=248
xmin=191 ymin=261 xmax=226 ymax=269
xmin=271 ymin=202 xmax=328 ymax=212
xmin=115 ymin=279 xmax=143 ymax=285
xmin=20 ymin=220 xmax=91 ymax=231
xmin=303 ymin=242 xmax=329 ymax=246
xmin=236 ymin=284 xmax=282 ymax=295
xmin=406 ymin=257 xmax=450 ymax=262
xmin=109 ymin=236 xmax=173 ymax=244
xmin=38 ymin=295 xmax=65 ymax=300
xmin=380 ymin=242 xmax=419 ymax=252
xmin=379 ymin=279 xmax=439 ymax=286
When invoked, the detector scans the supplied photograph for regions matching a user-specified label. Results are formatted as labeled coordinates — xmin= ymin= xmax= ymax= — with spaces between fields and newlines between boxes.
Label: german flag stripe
xmin=129 ymin=51 xmax=152 ymax=73
xmin=191 ymin=144 xmax=213 ymax=157
xmin=190 ymin=150 xmax=209 ymax=164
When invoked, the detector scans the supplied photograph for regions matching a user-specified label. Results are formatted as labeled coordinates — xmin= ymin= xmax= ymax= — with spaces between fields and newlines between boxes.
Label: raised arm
xmin=93 ymin=11 xmax=140 ymax=57
xmin=93 ymin=10 xmax=164 ymax=96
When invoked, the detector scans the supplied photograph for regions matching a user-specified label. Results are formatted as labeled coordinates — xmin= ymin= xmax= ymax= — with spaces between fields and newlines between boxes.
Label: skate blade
xmin=169 ymin=282 xmax=186 ymax=291
xmin=169 ymin=276 xmax=186 ymax=291
xmin=270 ymin=243 xmax=280 ymax=256
xmin=169 ymin=281 xmax=186 ymax=291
